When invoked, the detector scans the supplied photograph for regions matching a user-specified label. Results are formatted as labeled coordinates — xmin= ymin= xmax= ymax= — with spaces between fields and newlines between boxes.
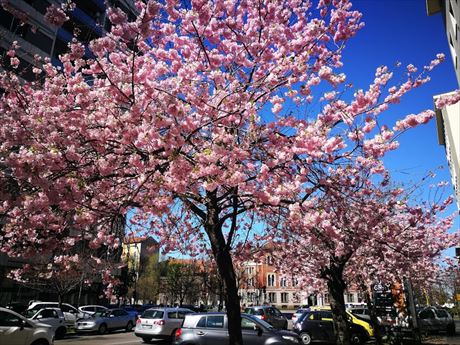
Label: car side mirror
xmin=20 ymin=319 xmax=27 ymax=330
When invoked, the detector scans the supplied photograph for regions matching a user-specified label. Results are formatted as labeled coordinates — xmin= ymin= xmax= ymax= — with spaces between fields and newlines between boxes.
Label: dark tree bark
xmin=204 ymin=191 xmax=243 ymax=345
xmin=324 ymin=263 xmax=351 ymax=345
xmin=363 ymin=286 xmax=384 ymax=345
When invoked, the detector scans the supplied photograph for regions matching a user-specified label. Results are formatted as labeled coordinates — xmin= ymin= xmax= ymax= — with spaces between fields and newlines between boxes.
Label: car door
xmin=60 ymin=304 xmax=77 ymax=326
xmin=32 ymin=308 xmax=63 ymax=332
xmin=319 ymin=311 xmax=335 ymax=342
xmin=201 ymin=315 xmax=229 ymax=345
xmin=112 ymin=309 xmax=128 ymax=329
xmin=0 ymin=310 xmax=31 ymax=345
xmin=272 ymin=307 xmax=286 ymax=329
xmin=301 ymin=312 xmax=325 ymax=341
xmin=241 ymin=316 xmax=265 ymax=345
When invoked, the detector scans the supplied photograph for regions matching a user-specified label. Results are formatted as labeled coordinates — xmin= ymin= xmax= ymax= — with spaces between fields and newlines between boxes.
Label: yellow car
xmin=293 ymin=306 xmax=374 ymax=344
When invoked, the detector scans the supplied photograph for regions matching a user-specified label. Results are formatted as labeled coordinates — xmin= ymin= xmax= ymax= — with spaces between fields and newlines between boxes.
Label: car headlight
xmin=282 ymin=335 xmax=298 ymax=343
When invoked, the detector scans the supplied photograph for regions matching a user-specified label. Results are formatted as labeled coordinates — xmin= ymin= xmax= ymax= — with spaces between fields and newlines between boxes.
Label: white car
xmin=27 ymin=308 xmax=67 ymax=339
xmin=78 ymin=305 xmax=108 ymax=317
xmin=134 ymin=307 xmax=194 ymax=342
xmin=27 ymin=302 xmax=78 ymax=328
xmin=0 ymin=307 xmax=54 ymax=345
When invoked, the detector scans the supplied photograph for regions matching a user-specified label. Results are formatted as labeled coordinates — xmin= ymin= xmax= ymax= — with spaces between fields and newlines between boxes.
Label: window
xmin=267 ymin=274 xmax=275 ymax=287
xmin=142 ymin=310 xmax=164 ymax=319
xmin=281 ymin=293 xmax=289 ymax=303
xmin=206 ymin=315 xmax=224 ymax=328
xmin=320 ymin=311 xmax=333 ymax=320
xmin=0 ymin=311 xmax=22 ymax=327
xmin=419 ymin=310 xmax=435 ymax=319
xmin=324 ymin=293 xmax=330 ymax=304
xmin=347 ymin=293 xmax=355 ymax=303
xmin=436 ymin=310 xmax=448 ymax=318
xmin=268 ymin=292 xmax=276 ymax=303
xmin=247 ymin=278 xmax=254 ymax=287
xmin=291 ymin=278 xmax=298 ymax=287
xmin=197 ymin=316 xmax=206 ymax=327
xmin=266 ymin=256 xmax=273 ymax=265
xmin=280 ymin=277 xmax=287 ymax=287
xmin=23 ymin=0 xmax=51 ymax=14
xmin=241 ymin=317 xmax=257 ymax=330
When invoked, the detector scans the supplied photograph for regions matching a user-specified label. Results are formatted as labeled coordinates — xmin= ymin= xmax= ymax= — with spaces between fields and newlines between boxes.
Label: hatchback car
xmin=27 ymin=302 xmax=79 ymax=328
xmin=78 ymin=305 xmax=108 ymax=317
xmin=418 ymin=307 xmax=455 ymax=335
xmin=75 ymin=308 xmax=135 ymax=334
xmin=293 ymin=309 xmax=373 ymax=345
xmin=174 ymin=312 xmax=301 ymax=344
xmin=0 ymin=307 xmax=55 ymax=345
xmin=135 ymin=307 xmax=194 ymax=342
xmin=27 ymin=307 xmax=67 ymax=339
xmin=244 ymin=306 xmax=288 ymax=329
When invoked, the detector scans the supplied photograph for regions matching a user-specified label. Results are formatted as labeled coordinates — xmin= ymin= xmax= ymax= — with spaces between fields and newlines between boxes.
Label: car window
xmin=436 ymin=310 xmax=448 ymax=318
xmin=245 ymin=308 xmax=264 ymax=316
xmin=177 ymin=311 xmax=189 ymax=319
xmin=168 ymin=311 xmax=178 ymax=319
xmin=273 ymin=308 xmax=283 ymax=316
xmin=420 ymin=310 xmax=435 ymax=319
xmin=39 ymin=309 xmax=57 ymax=318
xmin=206 ymin=315 xmax=224 ymax=328
xmin=61 ymin=305 xmax=75 ymax=313
xmin=113 ymin=310 xmax=127 ymax=317
xmin=96 ymin=307 xmax=106 ymax=312
xmin=321 ymin=311 xmax=333 ymax=320
xmin=197 ymin=316 xmax=207 ymax=327
xmin=241 ymin=317 xmax=257 ymax=330
xmin=0 ymin=311 xmax=22 ymax=327
xmin=142 ymin=310 xmax=164 ymax=319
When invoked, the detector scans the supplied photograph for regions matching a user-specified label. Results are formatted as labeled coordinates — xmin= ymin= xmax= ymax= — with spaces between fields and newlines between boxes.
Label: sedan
xmin=76 ymin=308 xmax=135 ymax=334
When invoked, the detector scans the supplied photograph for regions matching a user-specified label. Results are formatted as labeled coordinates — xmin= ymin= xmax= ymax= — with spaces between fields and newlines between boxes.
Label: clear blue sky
xmin=344 ymin=0 xmax=459 ymax=254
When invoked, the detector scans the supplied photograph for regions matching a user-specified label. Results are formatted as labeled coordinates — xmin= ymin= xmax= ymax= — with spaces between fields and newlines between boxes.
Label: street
xmin=56 ymin=331 xmax=166 ymax=345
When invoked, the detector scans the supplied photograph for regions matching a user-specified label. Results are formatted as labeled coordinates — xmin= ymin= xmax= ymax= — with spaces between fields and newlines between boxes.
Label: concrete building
xmin=427 ymin=0 xmax=460 ymax=211
xmin=0 ymin=0 xmax=137 ymax=80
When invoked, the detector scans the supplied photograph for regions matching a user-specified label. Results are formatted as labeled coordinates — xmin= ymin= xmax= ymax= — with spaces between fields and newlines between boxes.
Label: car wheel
xmin=31 ymin=340 xmax=49 ymax=345
xmin=98 ymin=323 xmax=108 ymax=334
xmin=447 ymin=323 xmax=456 ymax=336
xmin=300 ymin=332 xmax=312 ymax=345
xmin=141 ymin=337 xmax=152 ymax=343
xmin=125 ymin=321 xmax=134 ymax=332
xmin=55 ymin=326 xmax=67 ymax=339
xmin=350 ymin=333 xmax=363 ymax=345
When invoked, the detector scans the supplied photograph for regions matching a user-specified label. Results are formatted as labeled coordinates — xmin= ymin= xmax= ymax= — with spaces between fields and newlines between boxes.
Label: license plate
xmin=143 ymin=325 xmax=152 ymax=329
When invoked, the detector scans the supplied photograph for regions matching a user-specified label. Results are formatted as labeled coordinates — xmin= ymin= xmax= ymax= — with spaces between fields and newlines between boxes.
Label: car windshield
xmin=93 ymin=311 xmax=109 ymax=318
xmin=245 ymin=308 xmax=264 ymax=316
xmin=24 ymin=309 xmax=38 ymax=318
xmin=247 ymin=315 xmax=274 ymax=330
xmin=142 ymin=310 xmax=164 ymax=319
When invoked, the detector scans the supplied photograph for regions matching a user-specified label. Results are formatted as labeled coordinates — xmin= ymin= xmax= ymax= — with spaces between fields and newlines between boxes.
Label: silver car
xmin=134 ymin=307 xmax=194 ymax=342
xmin=27 ymin=307 xmax=67 ymax=339
xmin=76 ymin=308 xmax=135 ymax=334
xmin=418 ymin=307 xmax=456 ymax=335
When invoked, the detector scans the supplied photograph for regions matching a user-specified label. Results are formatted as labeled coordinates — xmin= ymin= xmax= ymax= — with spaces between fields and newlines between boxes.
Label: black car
xmin=174 ymin=312 xmax=301 ymax=345
xmin=293 ymin=310 xmax=370 ymax=345
xmin=244 ymin=306 xmax=289 ymax=329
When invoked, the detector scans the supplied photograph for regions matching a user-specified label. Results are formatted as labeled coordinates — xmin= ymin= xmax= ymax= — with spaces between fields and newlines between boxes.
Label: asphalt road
xmin=56 ymin=331 xmax=167 ymax=345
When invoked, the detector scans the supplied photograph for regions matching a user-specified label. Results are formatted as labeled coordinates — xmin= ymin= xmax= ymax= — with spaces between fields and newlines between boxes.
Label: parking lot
xmin=56 ymin=331 xmax=166 ymax=345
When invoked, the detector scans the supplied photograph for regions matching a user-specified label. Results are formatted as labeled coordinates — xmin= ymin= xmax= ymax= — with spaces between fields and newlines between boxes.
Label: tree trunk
xmin=326 ymin=265 xmax=351 ymax=345
xmin=364 ymin=286 xmax=383 ymax=345
xmin=204 ymin=192 xmax=243 ymax=345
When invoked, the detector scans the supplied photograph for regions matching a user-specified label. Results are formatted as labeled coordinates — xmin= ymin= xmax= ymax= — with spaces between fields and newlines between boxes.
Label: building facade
xmin=238 ymin=253 xmax=363 ymax=310
xmin=0 ymin=0 xmax=137 ymax=80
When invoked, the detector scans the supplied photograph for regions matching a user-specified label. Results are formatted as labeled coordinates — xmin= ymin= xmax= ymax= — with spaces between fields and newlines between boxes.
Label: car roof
xmin=146 ymin=307 xmax=194 ymax=312
xmin=0 ymin=307 xmax=26 ymax=319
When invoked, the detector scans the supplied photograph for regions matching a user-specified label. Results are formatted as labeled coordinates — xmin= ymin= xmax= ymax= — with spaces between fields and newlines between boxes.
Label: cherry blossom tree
xmin=0 ymin=1 xmax=457 ymax=344
xmin=269 ymin=168 xmax=457 ymax=345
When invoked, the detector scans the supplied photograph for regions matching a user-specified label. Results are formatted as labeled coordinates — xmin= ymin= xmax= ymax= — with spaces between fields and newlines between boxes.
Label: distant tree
xmin=163 ymin=261 xmax=201 ymax=306
xmin=136 ymin=253 xmax=165 ymax=303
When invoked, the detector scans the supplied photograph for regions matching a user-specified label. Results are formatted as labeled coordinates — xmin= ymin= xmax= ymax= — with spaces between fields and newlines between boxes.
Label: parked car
xmin=0 ymin=307 xmax=55 ymax=345
xmin=78 ymin=305 xmax=108 ymax=317
xmin=293 ymin=308 xmax=374 ymax=345
xmin=418 ymin=307 xmax=455 ymax=335
xmin=5 ymin=302 xmax=29 ymax=315
xmin=174 ymin=312 xmax=301 ymax=344
xmin=26 ymin=302 xmax=79 ymax=328
xmin=27 ymin=307 xmax=67 ymax=339
xmin=244 ymin=306 xmax=288 ymax=329
xmin=134 ymin=307 xmax=195 ymax=342
xmin=292 ymin=308 xmax=310 ymax=326
xmin=75 ymin=308 xmax=135 ymax=334
xmin=121 ymin=306 xmax=139 ymax=319
xmin=348 ymin=307 xmax=371 ymax=321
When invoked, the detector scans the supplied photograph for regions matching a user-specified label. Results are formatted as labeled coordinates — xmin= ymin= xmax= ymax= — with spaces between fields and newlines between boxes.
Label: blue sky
xmin=344 ymin=0 xmax=459 ymax=254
